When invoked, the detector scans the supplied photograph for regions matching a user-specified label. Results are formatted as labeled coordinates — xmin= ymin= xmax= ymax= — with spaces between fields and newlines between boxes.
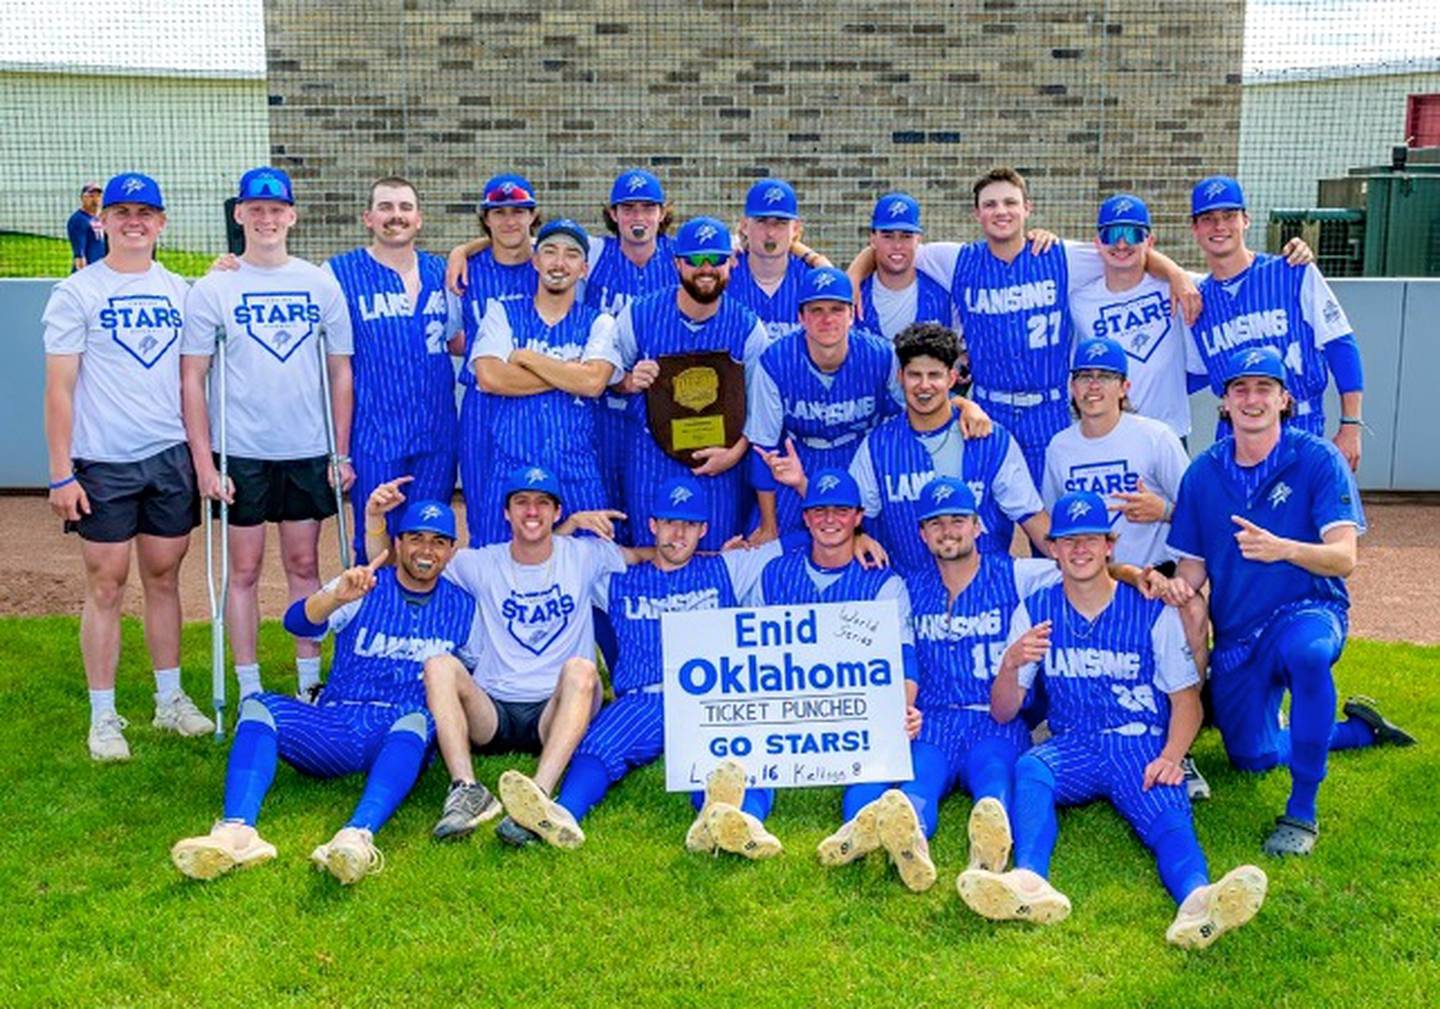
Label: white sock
xmin=236 ymin=664 xmax=263 ymax=698
xmin=296 ymin=656 xmax=322 ymax=691
xmin=154 ymin=667 xmax=182 ymax=700
xmin=89 ymin=688 xmax=117 ymax=725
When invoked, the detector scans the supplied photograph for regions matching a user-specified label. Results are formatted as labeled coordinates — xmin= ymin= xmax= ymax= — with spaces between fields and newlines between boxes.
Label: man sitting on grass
xmin=171 ymin=500 xmax=475 ymax=885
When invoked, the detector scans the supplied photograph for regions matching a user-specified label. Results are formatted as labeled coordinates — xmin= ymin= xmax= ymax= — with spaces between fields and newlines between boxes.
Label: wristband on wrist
xmin=1339 ymin=417 xmax=1363 ymax=426
xmin=48 ymin=474 xmax=77 ymax=490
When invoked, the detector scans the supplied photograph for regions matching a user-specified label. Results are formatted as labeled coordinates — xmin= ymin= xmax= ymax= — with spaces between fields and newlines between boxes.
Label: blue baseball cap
xmin=610 ymin=169 xmax=665 ymax=205
xmin=503 ymin=464 xmax=563 ymax=507
xmin=651 ymin=476 xmax=709 ymax=523
xmin=1048 ymin=491 xmax=1114 ymax=539
xmin=480 ymin=173 xmax=537 ymax=211
xmin=871 ymin=192 xmax=923 ymax=233
xmin=102 ymin=172 xmax=164 ymax=210
xmin=673 ymin=216 xmax=732 ymax=257
xmin=745 ymin=179 xmax=799 ymax=220
xmin=804 ymin=469 xmax=862 ymax=510
xmin=1097 ymin=193 xmax=1151 ymax=230
xmin=917 ymin=477 xmax=978 ymax=522
xmin=1071 ymin=337 xmax=1129 ymax=378
xmin=536 ymin=217 xmax=590 ymax=252
xmin=1223 ymin=345 xmax=1287 ymax=389
xmin=1191 ymin=176 xmax=1246 ymax=216
xmin=236 ymin=167 xmax=294 ymax=204
xmin=797 ymin=266 xmax=853 ymax=307
xmin=396 ymin=499 xmax=457 ymax=540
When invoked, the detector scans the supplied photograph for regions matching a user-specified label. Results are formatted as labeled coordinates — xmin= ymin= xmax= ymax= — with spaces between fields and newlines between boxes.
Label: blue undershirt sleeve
xmin=283 ymin=599 xmax=330 ymax=639
xmin=1322 ymin=334 xmax=1364 ymax=393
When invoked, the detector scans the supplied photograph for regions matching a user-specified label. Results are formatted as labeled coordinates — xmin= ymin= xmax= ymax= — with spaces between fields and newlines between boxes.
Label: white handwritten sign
xmin=661 ymin=601 xmax=913 ymax=791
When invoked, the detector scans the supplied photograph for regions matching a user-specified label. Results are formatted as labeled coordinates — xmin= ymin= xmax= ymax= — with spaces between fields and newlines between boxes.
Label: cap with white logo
xmin=673 ymin=216 xmax=733 ymax=257
xmin=610 ymin=169 xmax=665 ymax=206
xmin=1191 ymin=175 xmax=1246 ymax=216
xmin=744 ymin=179 xmax=799 ymax=220
xmin=1071 ymin=337 xmax=1129 ymax=378
xmin=102 ymin=172 xmax=164 ymax=210
xmin=870 ymin=192 xmax=922 ymax=233
xmin=651 ymin=476 xmax=709 ymax=523
xmin=1047 ymin=491 xmax=1113 ymax=539
xmin=802 ymin=468 xmax=862 ymax=510
xmin=797 ymin=266 xmax=854 ymax=307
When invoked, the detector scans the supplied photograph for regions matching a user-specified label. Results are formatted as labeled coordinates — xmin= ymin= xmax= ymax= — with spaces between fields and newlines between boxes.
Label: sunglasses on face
xmin=1099 ymin=224 xmax=1148 ymax=247
xmin=682 ymin=252 xmax=726 ymax=268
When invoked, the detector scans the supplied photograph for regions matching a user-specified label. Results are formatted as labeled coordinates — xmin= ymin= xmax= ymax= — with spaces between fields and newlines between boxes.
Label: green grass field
xmin=0 ymin=232 xmax=215 ymax=279
xmin=2 ymin=618 xmax=1435 ymax=1008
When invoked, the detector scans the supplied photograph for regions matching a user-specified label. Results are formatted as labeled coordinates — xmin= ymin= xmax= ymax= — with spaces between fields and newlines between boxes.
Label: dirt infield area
xmin=0 ymin=494 xmax=1435 ymax=644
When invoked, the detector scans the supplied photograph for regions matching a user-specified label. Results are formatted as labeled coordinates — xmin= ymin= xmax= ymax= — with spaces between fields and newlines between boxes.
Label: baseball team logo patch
xmin=235 ymin=291 xmax=319 ymax=362
xmin=101 ymin=294 xmax=181 ymax=369
xmin=669 ymin=485 xmax=694 ymax=505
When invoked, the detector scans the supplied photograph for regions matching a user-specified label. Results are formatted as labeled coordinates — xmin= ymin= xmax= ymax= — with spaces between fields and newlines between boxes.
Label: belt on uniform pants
xmin=799 ymin=432 xmax=860 ymax=451
xmin=972 ymin=386 xmax=1063 ymax=408
xmin=617 ymin=683 xmax=664 ymax=698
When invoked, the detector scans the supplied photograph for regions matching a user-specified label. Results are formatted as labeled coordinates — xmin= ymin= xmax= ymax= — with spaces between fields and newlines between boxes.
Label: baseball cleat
xmin=432 ymin=780 xmax=502 ymax=841
xmin=153 ymin=690 xmax=216 ymax=738
xmin=685 ymin=759 xmax=749 ymax=854
xmin=875 ymin=789 xmax=936 ymax=892
xmin=1166 ymin=865 xmax=1268 ymax=950
xmin=957 ymin=868 xmax=1071 ymax=925
xmin=498 ymin=770 xmax=584 ymax=850
xmin=816 ymin=796 xmax=882 ymax=867
xmin=966 ymin=796 xmax=1013 ymax=872
xmin=706 ymin=802 xmax=782 ymax=860
xmin=171 ymin=821 xmax=276 ymax=881
xmin=1343 ymin=695 xmax=1417 ymax=748
xmin=1181 ymin=756 xmax=1211 ymax=802
xmin=88 ymin=712 xmax=131 ymax=762
xmin=311 ymin=827 xmax=384 ymax=885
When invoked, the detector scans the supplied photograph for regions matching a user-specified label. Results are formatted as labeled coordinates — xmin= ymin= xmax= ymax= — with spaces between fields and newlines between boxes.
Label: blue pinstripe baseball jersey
xmin=858 ymin=272 xmax=952 ymax=342
xmin=612 ymin=289 xmax=769 ymax=550
xmin=327 ymin=248 xmax=459 ymax=462
xmin=745 ymin=327 xmax=901 ymax=533
xmin=849 ymin=410 xmax=1042 ymax=578
xmin=727 ymin=252 xmax=811 ymax=343
xmin=754 ymin=549 xmax=911 ymax=629
xmin=1190 ymin=257 xmax=1352 ymax=434
xmin=318 ymin=567 xmax=477 ymax=712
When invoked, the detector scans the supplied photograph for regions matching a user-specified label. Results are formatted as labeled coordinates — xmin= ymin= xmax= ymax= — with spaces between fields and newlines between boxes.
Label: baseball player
xmin=181 ymin=166 xmax=354 ymax=703
xmin=728 ymin=178 xmax=831 ymax=343
xmin=1186 ymin=176 xmax=1365 ymax=470
xmin=443 ymin=173 xmax=542 ymax=543
xmin=957 ymin=490 xmax=1268 ymax=950
xmin=327 ymin=176 xmax=462 ymax=565
xmin=170 ymin=499 xmax=475 ymax=885
xmin=850 ymin=168 xmax=1201 ymax=488
xmin=776 ymin=322 xmax=1047 ymax=579
xmin=42 ymin=171 xmax=213 ymax=760
xmin=489 ymin=476 xmax=782 ymax=850
xmin=365 ymin=467 xmax=640 ymax=846
xmin=856 ymin=192 xmax=954 ymax=342
xmin=611 ymin=216 xmax=770 ymax=551
xmin=469 ymin=218 xmax=621 ymax=544
xmin=1160 ymin=346 xmax=1413 ymax=857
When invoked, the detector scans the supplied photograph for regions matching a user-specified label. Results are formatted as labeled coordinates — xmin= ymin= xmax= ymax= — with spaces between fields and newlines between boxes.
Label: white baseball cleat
xmin=498 ymin=769 xmax=585 ymax=850
xmin=88 ymin=712 xmax=131 ymax=762
xmin=706 ymin=802 xmax=783 ymax=860
xmin=816 ymin=795 xmax=883 ymax=867
xmin=875 ymin=789 xmax=936 ymax=892
xmin=153 ymin=690 xmax=216 ymax=738
xmin=1166 ymin=865 xmax=1268 ymax=950
xmin=311 ymin=827 xmax=384 ymax=885
xmin=967 ymin=796 xmax=1013 ymax=872
xmin=171 ymin=821 xmax=276 ymax=881
xmin=957 ymin=867 xmax=1071 ymax=925
xmin=685 ymin=758 xmax=748 ymax=854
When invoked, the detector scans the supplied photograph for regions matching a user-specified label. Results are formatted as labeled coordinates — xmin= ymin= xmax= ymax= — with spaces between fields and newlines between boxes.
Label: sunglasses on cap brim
xmin=1099 ymin=224 xmax=1149 ymax=246
xmin=486 ymin=186 xmax=534 ymax=205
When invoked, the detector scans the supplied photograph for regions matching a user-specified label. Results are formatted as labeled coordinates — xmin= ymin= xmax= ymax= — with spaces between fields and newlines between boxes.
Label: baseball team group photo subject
xmin=38 ymin=153 xmax=1420 ymax=955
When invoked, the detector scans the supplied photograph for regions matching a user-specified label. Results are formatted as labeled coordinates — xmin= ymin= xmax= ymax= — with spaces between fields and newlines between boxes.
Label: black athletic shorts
xmin=222 ymin=454 xmax=337 ymax=527
xmin=476 ymin=696 xmax=549 ymax=755
xmin=66 ymin=443 xmax=199 ymax=543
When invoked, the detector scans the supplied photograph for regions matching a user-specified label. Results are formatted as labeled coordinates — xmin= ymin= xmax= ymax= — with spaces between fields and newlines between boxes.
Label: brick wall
xmin=263 ymin=0 xmax=1243 ymax=267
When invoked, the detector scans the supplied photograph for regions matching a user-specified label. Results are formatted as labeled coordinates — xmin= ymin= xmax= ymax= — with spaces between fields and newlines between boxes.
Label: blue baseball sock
xmin=222 ymin=705 xmax=278 ymax=826
xmin=841 ymin=781 xmax=889 ymax=822
xmin=965 ymin=735 xmax=1022 ymax=816
xmin=740 ymin=788 xmax=774 ymax=821
xmin=1330 ymin=718 xmax=1375 ymax=750
xmin=1147 ymin=813 xmax=1211 ymax=906
xmin=557 ymin=754 xmax=613 ymax=822
xmin=1011 ymin=754 xmax=1059 ymax=878
xmin=347 ymin=717 xmax=428 ymax=834
xmin=898 ymin=740 xmax=951 ymax=838
xmin=1280 ymin=615 xmax=1343 ymax=824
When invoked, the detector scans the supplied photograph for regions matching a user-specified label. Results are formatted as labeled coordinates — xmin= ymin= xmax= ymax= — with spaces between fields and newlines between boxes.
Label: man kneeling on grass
xmin=171 ymin=500 xmax=474 ymax=885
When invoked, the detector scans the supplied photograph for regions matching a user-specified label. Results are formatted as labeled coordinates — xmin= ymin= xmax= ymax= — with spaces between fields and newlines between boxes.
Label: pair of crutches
xmin=203 ymin=324 xmax=350 ymax=739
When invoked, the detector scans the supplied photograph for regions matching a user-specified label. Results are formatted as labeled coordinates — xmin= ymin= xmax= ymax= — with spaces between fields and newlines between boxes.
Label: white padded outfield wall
xmin=2 ymin=278 xmax=1437 ymax=491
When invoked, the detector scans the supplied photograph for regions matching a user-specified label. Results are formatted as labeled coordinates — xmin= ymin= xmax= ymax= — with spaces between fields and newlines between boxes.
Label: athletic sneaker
xmin=171 ymin=820 xmax=277 ymax=880
xmin=494 ymin=815 xmax=540 ymax=847
xmin=957 ymin=867 xmax=1071 ymax=925
xmin=153 ymin=690 xmax=216 ymax=737
xmin=967 ymin=796 xmax=1012 ymax=872
xmin=1343 ymin=695 xmax=1417 ymax=747
xmin=706 ymin=802 xmax=782 ymax=860
xmin=295 ymin=683 xmax=324 ymax=705
xmin=498 ymin=770 xmax=585 ymax=849
xmin=874 ymin=789 xmax=936 ymax=892
xmin=1165 ymin=865 xmax=1268 ymax=950
xmin=684 ymin=758 xmax=748 ymax=854
xmin=311 ymin=826 xmax=384 ymax=885
xmin=432 ymin=780 xmax=502 ymax=840
xmin=88 ymin=712 xmax=131 ymax=762
xmin=1181 ymin=756 xmax=1211 ymax=802
xmin=816 ymin=795 xmax=882 ymax=867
